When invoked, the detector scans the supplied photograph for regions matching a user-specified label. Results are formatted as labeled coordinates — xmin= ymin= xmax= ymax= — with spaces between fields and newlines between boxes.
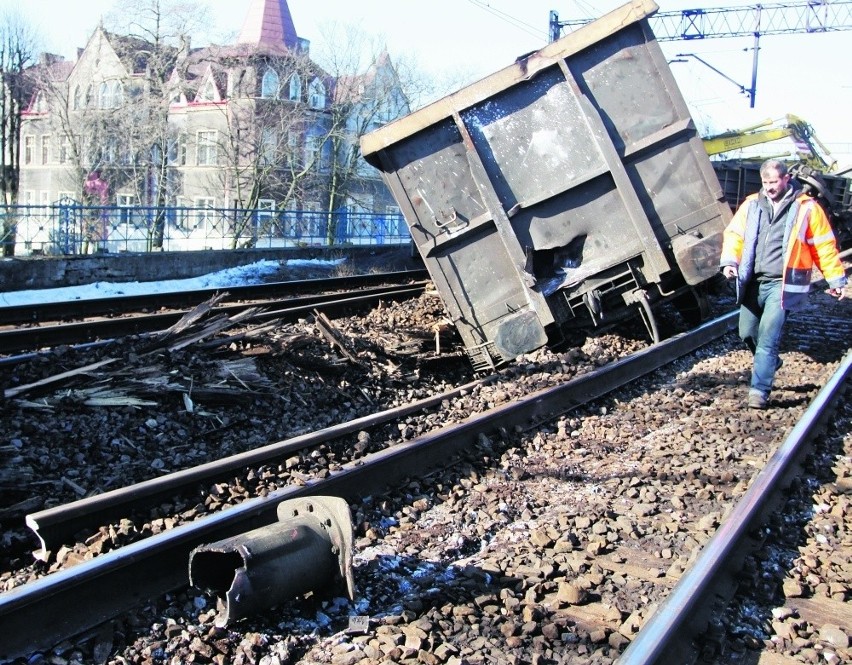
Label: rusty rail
xmin=618 ymin=351 xmax=852 ymax=665
xmin=26 ymin=376 xmax=495 ymax=554
xmin=0 ymin=270 xmax=428 ymax=325
xmin=0 ymin=312 xmax=736 ymax=661
xmin=0 ymin=282 xmax=428 ymax=355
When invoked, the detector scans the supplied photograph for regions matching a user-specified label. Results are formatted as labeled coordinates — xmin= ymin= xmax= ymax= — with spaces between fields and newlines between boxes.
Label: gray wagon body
xmin=361 ymin=0 xmax=731 ymax=370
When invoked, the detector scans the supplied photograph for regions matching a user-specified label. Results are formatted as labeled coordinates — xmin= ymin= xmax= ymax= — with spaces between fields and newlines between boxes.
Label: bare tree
xmin=104 ymin=0 xmax=209 ymax=62
xmin=199 ymin=50 xmax=338 ymax=248
xmin=309 ymin=23 xmax=441 ymax=244
xmin=101 ymin=0 xmax=210 ymax=249
xmin=207 ymin=23 xmax=448 ymax=249
xmin=0 ymin=9 xmax=37 ymax=255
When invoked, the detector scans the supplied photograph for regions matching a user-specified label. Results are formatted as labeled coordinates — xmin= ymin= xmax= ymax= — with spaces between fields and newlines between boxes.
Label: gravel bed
xmin=0 ymin=268 xmax=849 ymax=664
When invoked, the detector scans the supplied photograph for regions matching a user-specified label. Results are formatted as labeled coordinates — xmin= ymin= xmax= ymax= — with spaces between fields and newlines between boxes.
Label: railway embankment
xmin=0 ymin=245 xmax=419 ymax=292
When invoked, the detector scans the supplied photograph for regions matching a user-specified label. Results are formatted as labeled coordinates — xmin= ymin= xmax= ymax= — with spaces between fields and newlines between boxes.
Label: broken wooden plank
xmin=4 ymin=358 xmax=118 ymax=400
xmin=312 ymin=310 xmax=359 ymax=363
xmin=158 ymin=293 xmax=227 ymax=336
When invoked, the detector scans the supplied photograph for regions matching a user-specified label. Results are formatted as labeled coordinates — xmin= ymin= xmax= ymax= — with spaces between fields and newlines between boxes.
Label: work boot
xmin=748 ymin=389 xmax=768 ymax=410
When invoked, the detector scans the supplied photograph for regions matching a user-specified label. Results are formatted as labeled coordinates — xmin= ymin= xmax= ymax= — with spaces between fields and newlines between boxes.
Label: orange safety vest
xmin=720 ymin=191 xmax=846 ymax=309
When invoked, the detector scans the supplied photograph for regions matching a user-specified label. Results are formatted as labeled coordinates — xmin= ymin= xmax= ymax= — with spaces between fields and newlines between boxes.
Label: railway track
xmin=1 ymin=311 xmax=731 ymax=659
xmin=0 ymin=272 xmax=429 ymax=356
xmin=0 ymin=270 xmax=849 ymax=663
xmin=621 ymin=353 xmax=850 ymax=664
xmin=0 ymin=270 xmax=429 ymax=326
xmin=2 ymin=303 xmax=850 ymax=663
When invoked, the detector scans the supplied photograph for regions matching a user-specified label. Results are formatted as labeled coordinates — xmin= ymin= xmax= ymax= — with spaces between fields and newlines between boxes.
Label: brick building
xmin=17 ymin=0 xmax=407 ymax=249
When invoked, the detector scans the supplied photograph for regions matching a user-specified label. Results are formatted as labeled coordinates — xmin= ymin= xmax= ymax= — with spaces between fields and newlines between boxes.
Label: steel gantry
xmin=548 ymin=1 xmax=852 ymax=106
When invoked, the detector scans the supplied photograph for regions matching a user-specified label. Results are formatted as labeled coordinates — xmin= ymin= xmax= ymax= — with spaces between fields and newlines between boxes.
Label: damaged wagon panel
xmin=361 ymin=0 xmax=731 ymax=371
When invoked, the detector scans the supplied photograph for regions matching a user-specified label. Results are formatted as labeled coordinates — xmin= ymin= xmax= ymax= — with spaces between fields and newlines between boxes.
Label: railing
xmin=0 ymin=200 xmax=411 ymax=255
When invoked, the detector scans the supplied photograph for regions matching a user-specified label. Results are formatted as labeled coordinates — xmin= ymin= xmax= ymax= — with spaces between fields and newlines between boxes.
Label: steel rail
xmin=26 ymin=376 xmax=498 ymax=555
xmin=0 ymin=270 xmax=428 ymax=325
xmin=0 ymin=282 xmax=428 ymax=354
xmin=0 ymin=312 xmax=736 ymax=661
xmin=618 ymin=351 xmax=852 ymax=665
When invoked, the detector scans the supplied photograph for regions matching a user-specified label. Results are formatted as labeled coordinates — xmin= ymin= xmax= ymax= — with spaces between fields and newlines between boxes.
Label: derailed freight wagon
xmin=360 ymin=0 xmax=731 ymax=371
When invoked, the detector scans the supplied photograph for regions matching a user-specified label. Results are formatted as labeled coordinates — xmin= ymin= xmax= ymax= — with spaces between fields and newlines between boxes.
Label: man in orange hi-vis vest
xmin=720 ymin=159 xmax=847 ymax=410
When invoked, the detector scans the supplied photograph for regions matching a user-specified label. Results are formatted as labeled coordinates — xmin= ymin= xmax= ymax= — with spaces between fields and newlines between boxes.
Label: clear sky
xmin=3 ymin=0 xmax=851 ymax=169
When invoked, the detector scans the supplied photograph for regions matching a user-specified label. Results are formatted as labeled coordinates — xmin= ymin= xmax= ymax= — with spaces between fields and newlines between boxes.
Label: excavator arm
xmin=703 ymin=114 xmax=836 ymax=172
xmin=703 ymin=126 xmax=792 ymax=154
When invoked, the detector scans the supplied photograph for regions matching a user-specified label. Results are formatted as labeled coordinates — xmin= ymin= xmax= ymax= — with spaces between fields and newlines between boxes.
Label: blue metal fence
xmin=0 ymin=199 xmax=411 ymax=255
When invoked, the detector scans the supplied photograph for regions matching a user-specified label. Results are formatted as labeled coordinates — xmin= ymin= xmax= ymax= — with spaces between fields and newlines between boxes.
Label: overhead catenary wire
xmin=465 ymin=0 xmax=548 ymax=42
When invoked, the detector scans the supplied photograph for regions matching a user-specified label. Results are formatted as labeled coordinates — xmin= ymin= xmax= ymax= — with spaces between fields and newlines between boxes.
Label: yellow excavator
xmin=702 ymin=114 xmax=837 ymax=173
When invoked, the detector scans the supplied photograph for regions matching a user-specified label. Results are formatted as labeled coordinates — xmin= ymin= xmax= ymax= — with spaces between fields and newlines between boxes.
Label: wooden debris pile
xmin=4 ymin=296 xmax=278 ymax=409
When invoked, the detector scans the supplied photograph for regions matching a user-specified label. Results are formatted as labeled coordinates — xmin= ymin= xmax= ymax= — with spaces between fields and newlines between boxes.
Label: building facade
xmin=17 ymin=0 xmax=407 ymax=250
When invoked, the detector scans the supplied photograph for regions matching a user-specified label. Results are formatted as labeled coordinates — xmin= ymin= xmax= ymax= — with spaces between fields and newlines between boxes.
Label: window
xmin=308 ymin=78 xmax=326 ymax=108
xmin=305 ymin=134 xmax=320 ymax=166
xmin=33 ymin=92 xmax=47 ymax=113
xmin=320 ymin=137 xmax=332 ymax=172
xmin=58 ymin=135 xmax=71 ymax=164
xmin=195 ymin=197 xmax=217 ymax=233
xmin=196 ymin=79 xmax=217 ymax=102
xmin=72 ymin=86 xmax=81 ymax=110
xmin=112 ymin=81 xmax=123 ymax=106
xmin=24 ymin=136 xmax=34 ymax=165
xmin=386 ymin=205 xmax=406 ymax=236
xmin=174 ymin=197 xmax=191 ymax=232
xmin=261 ymin=68 xmax=279 ymax=98
xmin=117 ymin=194 xmax=136 ymax=225
xmin=40 ymin=135 xmax=50 ymax=164
xmin=168 ymin=135 xmax=187 ymax=165
xmin=104 ymin=138 xmax=118 ymax=164
xmin=287 ymin=131 xmax=300 ymax=166
xmin=288 ymin=75 xmax=301 ymax=101
xmin=99 ymin=82 xmax=112 ymax=109
xmin=260 ymin=127 xmax=276 ymax=165
xmin=305 ymin=130 xmax=330 ymax=172
xmin=302 ymin=201 xmax=322 ymax=238
xmin=119 ymin=141 xmax=132 ymax=165
xmin=256 ymin=198 xmax=276 ymax=236
xmin=96 ymin=80 xmax=123 ymax=109
xmin=196 ymin=131 xmax=217 ymax=166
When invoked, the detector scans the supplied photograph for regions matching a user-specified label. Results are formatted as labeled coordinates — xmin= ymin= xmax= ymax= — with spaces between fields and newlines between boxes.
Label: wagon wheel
xmin=673 ymin=287 xmax=710 ymax=328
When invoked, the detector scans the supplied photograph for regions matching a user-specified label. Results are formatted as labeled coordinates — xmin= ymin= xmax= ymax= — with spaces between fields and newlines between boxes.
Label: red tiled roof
xmin=237 ymin=0 xmax=299 ymax=51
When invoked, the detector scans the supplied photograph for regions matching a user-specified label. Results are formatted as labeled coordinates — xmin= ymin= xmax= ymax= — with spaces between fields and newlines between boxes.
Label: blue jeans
xmin=739 ymin=279 xmax=787 ymax=395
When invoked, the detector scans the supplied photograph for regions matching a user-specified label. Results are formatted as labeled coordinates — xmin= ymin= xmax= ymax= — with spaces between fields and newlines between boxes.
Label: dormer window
xmin=197 ymin=79 xmax=218 ymax=102
xmin=32 ymin=91 xmax=47 ymax=113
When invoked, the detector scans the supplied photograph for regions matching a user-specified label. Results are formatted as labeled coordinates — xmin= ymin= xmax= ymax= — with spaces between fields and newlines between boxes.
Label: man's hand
xmin=722 ymin=266 xmax=737 ymax=279
xmin=827 ymin=286 xmax=847 ymax=301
